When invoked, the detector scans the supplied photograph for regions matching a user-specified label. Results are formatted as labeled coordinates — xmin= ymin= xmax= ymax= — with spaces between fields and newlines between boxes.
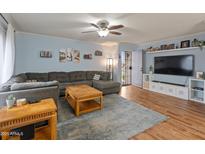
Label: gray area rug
xmin=57 ymin=94 xmax=167 ymax=140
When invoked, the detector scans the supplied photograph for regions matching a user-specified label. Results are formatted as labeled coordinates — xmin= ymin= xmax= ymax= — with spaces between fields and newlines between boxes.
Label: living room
xmin=1 ymin=1 xmax=205 ymax=153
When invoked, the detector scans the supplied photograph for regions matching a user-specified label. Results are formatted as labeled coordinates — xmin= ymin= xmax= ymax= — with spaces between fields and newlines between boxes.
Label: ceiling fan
xmin=82 ymin=20 xmax=124 ymax=37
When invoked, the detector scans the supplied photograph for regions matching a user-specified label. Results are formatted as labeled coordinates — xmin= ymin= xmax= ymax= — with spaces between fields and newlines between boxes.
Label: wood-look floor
xmin=119 ymin=85 xmax=205 ymax=140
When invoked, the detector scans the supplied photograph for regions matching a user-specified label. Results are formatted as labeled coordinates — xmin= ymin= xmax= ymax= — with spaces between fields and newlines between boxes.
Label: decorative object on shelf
xmin=16 ymin=98 xmax=27 ymax=106
xmin=106 ymin=58 xmax=113 ymax=80
xmin=149 ymin=65 xmax=154 ymax=74
xmin=180 ymin=40 xmax=190 ymax=48
xmin=191 ymin=38 xmax=201 ymax=47
xmin=144 ymin=46 xmax=160 ymax=52
xmin=59 ymin=48 xmax=72 ymax=63
xmin=196 ymin=71 xmax=204 ymax=79
xmin=145 ymin=44 xmax=175 ymax=52
xmin=83 ymin=54 xmax=92 ymax=60
xmin=40 ymin=50 xmax=52 ymax=58
xmin=167 ymin=44 xmax=175 ymax=49
xmin=94 ymin=50 xmax=103 ymax=56
xmin=73 ymin=49 xmax=80 ymax=63
xmin=6 ymin=94 xmax=16 ymax=109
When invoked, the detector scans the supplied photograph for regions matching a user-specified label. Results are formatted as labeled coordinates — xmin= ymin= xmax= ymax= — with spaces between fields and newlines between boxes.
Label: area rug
xmin=57 ymin=94 xmax=167 ymax=140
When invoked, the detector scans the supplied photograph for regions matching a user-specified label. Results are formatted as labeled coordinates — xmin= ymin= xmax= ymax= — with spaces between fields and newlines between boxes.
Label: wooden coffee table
xmin=65 ymin=84 xmax=103 ymax=116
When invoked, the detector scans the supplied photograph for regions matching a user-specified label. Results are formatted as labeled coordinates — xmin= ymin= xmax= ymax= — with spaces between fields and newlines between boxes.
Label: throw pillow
xmin=93 ymin=74 xmax=100 ymax=80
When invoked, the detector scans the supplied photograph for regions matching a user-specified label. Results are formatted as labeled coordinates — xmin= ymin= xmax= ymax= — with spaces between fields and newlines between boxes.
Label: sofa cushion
xmin=59 ymin=80 xmax=92 ymax=96
xmin=7 ymin=73 xmax=27 ymax=84
xmin=93 ymin=80 xmax=121 ymax=90
xmin=0 ymin=83 xmax=11 ymax=92
xmin=48 ymin=72 xmax=70 ymax=82
xmin=86 ymin=71 xmax=100 ymax=80
xmin=59 ymin=80 xmax=92 ymax=90
xmin=26 ymin=73 xmax=48 ymax=82
xmin=70 ymin=71 xmax=86 ymax=82
xmin=99 ymin=72 xmax=110 ymax=81
xmin=10 ymin=81 xmax=59 ymax=91
xmin=86 ymin=71 xmax=110 ymax=80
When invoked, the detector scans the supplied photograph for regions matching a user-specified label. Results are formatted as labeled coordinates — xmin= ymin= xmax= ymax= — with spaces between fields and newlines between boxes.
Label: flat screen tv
xmin=154 ymin=55 xmax=194 ymax=76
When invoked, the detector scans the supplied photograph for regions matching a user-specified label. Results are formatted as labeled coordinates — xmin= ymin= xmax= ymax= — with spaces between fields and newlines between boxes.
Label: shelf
xmin=190 ymin=97 xmax=204 ymax=103
xmin=146 ymin=46 xmax=204 ymax=54
xmin=191 ymin=88 xmax=204 ymax=92
xmin=191 ymin=79 xmax=205 ymax=82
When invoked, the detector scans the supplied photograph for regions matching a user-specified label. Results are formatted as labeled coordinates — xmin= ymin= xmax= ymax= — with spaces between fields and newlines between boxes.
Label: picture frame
xmin=196 ymin=71 xmax=204 ymax=79
xmin=40 ymin=50 xmax=52 ymax=58
xmin=59 ymin=48 xmax=72 ymax=63
xmin=73 ymin=49 xmax=80 ymax=63
xmin=167 ymin=44 xmax=175 ymax=49
xmin=180 ymin=40 xmax=190 ymax=48
xmin=94 ymin=50 xmax=103 ymax=56
xmin=83 ymin=54 xmax=92 ymax=60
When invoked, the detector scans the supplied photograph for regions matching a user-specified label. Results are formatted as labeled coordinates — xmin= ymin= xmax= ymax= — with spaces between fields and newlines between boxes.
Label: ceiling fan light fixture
xmin=97 ymin=29 xmax=109 ymax=37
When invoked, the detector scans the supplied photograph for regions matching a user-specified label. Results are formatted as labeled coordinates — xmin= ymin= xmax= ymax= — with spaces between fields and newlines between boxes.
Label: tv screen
xmin=154 ymin=55 xmax=194 ymax=76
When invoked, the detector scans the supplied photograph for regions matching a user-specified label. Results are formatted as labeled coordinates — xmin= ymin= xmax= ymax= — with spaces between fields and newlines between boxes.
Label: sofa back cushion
xmin=26 ymin=73 xmax=48 ymax=82
xmin=99 ymin=72 xmax=110 ymax=81
xmin=13 ymin=73 xmax=27 ymax=83
xmin=70 ymin=71 xmax=86 ymax=82
xmin=86 ymin=71 xmax=99 ymax=80
xmin=0 ymin=83 xmax=11 ymax=92
xmin=86 ymin=71 xmax=110 ymax=81
xmin=48 ymin=72 xmax=70 ymax=82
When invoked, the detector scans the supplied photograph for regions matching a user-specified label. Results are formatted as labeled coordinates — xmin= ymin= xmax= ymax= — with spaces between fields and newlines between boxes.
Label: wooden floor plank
xmin=119 ymin=85 xmax=205 ymax=140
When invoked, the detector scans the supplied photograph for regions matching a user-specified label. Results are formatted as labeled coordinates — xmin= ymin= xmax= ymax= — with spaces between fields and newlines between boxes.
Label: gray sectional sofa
xmin=0 ymin=71 xmax=121 ymax=107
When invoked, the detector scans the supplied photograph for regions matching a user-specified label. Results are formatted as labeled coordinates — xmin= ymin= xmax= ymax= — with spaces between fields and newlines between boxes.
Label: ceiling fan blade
xmin=110 ymin=31 xmax=122 ymax=35
xmin=90 ymin=23 xmax=99 ymax=29
xmin=108 ymin=25 xmax=124 ymax=30
xmin=82 ymin=31 xmax=97 ymax=33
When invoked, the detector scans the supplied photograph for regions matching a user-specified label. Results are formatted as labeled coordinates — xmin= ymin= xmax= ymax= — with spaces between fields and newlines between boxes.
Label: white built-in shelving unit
xmin=189 ymin=79 xmax=205 ymax=104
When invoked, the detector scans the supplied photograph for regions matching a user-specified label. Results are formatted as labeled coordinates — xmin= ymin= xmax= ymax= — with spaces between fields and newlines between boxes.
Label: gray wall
xmin=15 ymin=32 xmax=107 ymax=74
xmin=139 ymin=32 xmax=205 ymax=86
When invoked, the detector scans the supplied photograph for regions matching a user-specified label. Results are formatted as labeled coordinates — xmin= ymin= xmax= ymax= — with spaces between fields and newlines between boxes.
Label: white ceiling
xmin=8 ymin=13 xmax=205 ymax=44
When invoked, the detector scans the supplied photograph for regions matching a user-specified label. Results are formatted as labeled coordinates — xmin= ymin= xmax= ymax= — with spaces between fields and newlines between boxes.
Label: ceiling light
xmin=97 ymin=29 xmax=109 ymax=37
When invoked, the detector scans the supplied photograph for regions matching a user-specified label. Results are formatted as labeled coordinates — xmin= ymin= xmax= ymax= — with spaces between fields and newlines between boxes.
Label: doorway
xmin=121 ymin=51 xmax=132 ymax=86
xmin=132 ymin=50 xmax=143 ymax=87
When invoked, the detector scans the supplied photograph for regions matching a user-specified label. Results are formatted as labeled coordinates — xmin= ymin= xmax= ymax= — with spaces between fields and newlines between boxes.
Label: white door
xmin=132 ymin=51 xmax=143 ymax=87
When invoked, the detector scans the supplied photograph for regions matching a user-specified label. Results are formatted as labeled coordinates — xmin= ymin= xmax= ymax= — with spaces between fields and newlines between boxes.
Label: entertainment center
xmin=143 ymin=54 xmax=205 ymax=103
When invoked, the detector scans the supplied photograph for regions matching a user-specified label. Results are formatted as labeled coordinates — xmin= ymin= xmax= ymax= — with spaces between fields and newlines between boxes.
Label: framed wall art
xmin=40 ymin=50 xmax=52 ymax=58
xmin=83 ymin=54 xmax=92 ymax=60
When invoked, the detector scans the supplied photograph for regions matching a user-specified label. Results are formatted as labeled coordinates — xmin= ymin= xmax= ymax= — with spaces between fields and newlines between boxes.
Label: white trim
xmin=146 ymin=46 xmax=204 ymax=54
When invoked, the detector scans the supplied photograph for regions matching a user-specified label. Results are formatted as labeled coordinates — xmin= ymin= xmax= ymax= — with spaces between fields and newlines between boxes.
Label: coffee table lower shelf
xmin=66 ymin=96 xmax=103 ymax=116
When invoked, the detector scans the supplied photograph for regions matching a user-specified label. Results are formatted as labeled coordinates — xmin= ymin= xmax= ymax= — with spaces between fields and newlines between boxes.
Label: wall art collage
xmin=40 ymin=48 xmax=103 ymax=64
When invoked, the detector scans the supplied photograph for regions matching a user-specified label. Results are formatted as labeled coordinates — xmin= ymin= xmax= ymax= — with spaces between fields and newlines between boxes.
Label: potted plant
xmin=149 ymin=65 xmax=154 ymax=74
xmin=6 ymin=94 xmax=16 ymax=109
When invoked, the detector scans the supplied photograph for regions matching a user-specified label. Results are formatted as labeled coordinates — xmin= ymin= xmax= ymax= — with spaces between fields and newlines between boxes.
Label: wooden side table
xmin=0 ymin=98 xmax=57 ymax=140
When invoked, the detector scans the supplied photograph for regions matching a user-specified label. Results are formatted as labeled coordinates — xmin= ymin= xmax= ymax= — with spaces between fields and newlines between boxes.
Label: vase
xmin=6 ymin=99 xmax=15 ymax=109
